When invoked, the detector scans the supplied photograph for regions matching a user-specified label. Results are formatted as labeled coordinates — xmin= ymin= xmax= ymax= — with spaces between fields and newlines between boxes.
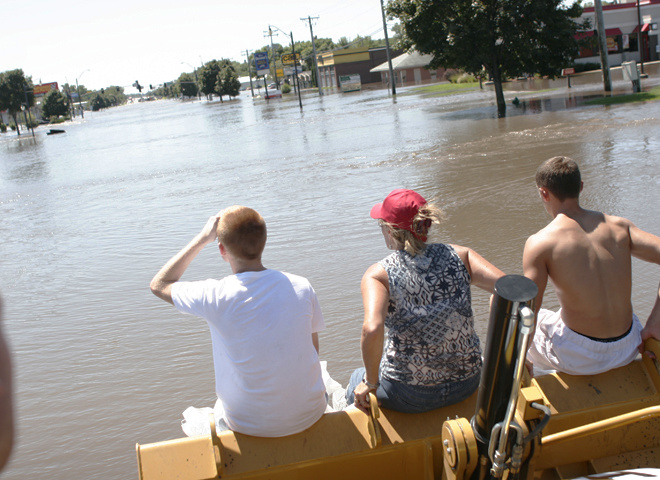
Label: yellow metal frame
xmin=137 ymin=340 xmax=660 ymax=480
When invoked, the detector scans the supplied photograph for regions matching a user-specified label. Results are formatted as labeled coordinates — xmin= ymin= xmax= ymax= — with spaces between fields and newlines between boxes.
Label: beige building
xmin=370 ymin=51 xmax=447 ymax=87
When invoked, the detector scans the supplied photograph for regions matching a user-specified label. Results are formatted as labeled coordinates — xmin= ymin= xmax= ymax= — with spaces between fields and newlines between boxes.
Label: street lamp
xmin=181 ymin=62 xmax=201 ymax=100
xmin=76 ymin=69 xmax=90 ymax=119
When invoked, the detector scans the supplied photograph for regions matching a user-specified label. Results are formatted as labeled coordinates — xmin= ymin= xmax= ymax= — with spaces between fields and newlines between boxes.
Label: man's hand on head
xmin=198 ymin=211 xmax=223 ymax=245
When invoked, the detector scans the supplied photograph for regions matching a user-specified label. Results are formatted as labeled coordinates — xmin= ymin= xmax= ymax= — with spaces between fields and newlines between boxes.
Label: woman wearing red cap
xmin=347 ymin=189 xmax=504 ymax=414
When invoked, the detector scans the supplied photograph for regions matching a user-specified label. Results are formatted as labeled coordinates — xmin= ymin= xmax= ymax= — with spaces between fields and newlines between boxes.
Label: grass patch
xmin=408 ymin=82 xmax=480 ymax=97
xmin=585 ymin=85 xmax=660 ymax=105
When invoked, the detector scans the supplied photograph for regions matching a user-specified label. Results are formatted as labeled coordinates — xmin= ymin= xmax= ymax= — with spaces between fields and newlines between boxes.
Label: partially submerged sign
xmin=254 ymin=52 xmax=270 ymax=76
xmin=339 ymin=74 xmax=361 ymax=93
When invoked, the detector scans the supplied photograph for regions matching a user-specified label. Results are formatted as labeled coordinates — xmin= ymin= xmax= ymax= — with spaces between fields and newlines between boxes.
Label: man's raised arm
xmin=150 ymin=213 xmax=221 ymax=304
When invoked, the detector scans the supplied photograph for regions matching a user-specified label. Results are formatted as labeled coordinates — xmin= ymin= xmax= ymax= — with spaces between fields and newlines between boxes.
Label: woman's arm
xmin=452 ymin=245 xmax=505 ymax=293
xmin=353 ymin=263 xmax=389 ymax=414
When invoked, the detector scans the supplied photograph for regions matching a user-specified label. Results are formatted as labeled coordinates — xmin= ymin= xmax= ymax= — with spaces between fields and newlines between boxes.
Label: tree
xmin=218 ymin=65 xmax=241 ymax=100
xmin=198 ymin=60 xmax=223 ymax=99
xmin=387 ymin=0 xmax=586 ymax=116
xmin=101 ymin=86 xmax=127 ymax=107
xmin=91 ymin=94 xmax=107 ymax=111
xmin=0 ymin=69 xmax=35 ymax=135
xmin=177 ymin=72 xmax=198 ymax=99
xmin=41 ymin=89 xmax=70 ymax=118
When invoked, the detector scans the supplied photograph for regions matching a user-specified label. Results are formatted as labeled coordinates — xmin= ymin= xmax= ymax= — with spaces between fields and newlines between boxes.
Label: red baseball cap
xmin=370 ymin=189 xmax=427 ymax=238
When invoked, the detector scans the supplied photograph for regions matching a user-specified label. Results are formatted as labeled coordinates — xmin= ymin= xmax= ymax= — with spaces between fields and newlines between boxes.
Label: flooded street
xmin=1 ymin=77 xmax=660 ymax=479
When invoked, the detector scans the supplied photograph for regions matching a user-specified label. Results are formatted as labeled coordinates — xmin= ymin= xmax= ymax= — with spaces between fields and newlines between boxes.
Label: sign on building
xmin=339 ymin=74 xmax=361 ymax=93
xmin=254 ymin=52 xmax=270 ymax=76
xmin=33 ymin=82 xmax=59 ymax=96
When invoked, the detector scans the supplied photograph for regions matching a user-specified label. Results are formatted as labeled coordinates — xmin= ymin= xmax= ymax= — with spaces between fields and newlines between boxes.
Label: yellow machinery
xmin=137 ymin=276 xmax=660 ymax=479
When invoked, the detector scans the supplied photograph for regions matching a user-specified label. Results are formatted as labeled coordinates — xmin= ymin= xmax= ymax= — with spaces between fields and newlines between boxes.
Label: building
xmin=316 ymin=46 xmax=403 ymax=89
xmin=576 ymin=0 xmax=660 ymax=65
xmin=370 ymin=51 xmax=448 ymax=87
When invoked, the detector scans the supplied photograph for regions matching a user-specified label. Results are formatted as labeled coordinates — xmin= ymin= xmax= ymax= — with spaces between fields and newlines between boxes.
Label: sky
xmin=2 ymin=0 xmax=391 ymax=94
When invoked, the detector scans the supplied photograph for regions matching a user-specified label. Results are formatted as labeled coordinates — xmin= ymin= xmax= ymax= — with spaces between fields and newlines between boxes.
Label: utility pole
xmin=265 ymin=27 xmax=280 ymax=87
xmin=594 ymin=0 xmax=612 ymax=92
xmin=244 ymin=49 xmax=255 ymax=97
xmin=302 ymin=16 xmax=322 ymax=96
xmin=22 ymin=84 xmax=35 ymax=138
xmin=636 ymin=0 xmax=645 ymax=74
xmin=291 ymin=31 xmax=303 ymax=110
xmin=380 ymin=0 xmax=396 ymax=95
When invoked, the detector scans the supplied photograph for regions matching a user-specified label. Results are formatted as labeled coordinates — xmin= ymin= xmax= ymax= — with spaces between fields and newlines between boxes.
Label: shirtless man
xmin=523 ymin=156 xmax=660 ymax=376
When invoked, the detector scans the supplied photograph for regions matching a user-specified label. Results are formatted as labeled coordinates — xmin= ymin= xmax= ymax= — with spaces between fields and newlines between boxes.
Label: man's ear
xmin=538 ymin=187 xmax=551 ymax=202
xmin=579 ymin=181 xmax=584 ymax=193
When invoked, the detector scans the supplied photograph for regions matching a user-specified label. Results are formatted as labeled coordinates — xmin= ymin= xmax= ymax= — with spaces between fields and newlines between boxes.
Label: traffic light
xmin=135 ymin=80 xmax=143 ymax=93
xmin=101 ymin=88 xmax=105 ymax=94
xmin=149 ymin=84 xmax=153 ymax=90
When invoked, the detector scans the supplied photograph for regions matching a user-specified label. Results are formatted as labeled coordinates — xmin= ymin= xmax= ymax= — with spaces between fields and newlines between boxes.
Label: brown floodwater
xmin=1 ymin=72 xmax=660 ymax=478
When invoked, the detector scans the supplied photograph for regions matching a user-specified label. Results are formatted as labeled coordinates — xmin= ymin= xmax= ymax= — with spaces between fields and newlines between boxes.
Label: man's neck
xmin=550 ymin=198 xmax=583 ymax=219
xmin=230 ymin=259 xmax=266 ymax=274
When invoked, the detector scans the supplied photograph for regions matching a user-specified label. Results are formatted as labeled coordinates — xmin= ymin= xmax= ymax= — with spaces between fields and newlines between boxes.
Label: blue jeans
xmin=345 ymin=367 xmax=480 ymax=414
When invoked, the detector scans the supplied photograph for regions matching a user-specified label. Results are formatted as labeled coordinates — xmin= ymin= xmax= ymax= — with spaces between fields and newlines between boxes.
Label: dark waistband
xmin=570 ymin=321 xmax=633 ymax=343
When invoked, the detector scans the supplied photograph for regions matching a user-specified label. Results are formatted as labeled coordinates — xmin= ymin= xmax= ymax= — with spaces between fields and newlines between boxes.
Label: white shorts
xmin=526 ymin=308 xmax=642 ymax=376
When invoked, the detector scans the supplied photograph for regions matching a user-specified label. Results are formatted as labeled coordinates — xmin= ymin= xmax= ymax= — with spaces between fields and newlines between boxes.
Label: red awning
xmin=632 ymin=23 xmax=651 ymax=33
xmin=605 ymin=28 xmax=623 ymax=36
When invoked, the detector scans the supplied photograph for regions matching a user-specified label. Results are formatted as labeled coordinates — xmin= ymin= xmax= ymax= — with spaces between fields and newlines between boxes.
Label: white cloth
xmin=527 ymin=308 xmax=642 ymax=376
xmin=172 ymin=269 xmax=327 ymax=437
xmin=181 ymin=361 xmax=348 ymax=437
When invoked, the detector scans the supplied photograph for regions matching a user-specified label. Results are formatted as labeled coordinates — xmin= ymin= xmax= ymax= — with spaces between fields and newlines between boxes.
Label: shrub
xmin=444 ymin=69 xmax=460 ymax=82
xmin=281 ymin=83 xmax=292 ymax=94
xmin=455 ymin=73 xmax=477 ymax=83
xmin=0 ymin=122 xmax=6 ymax=133
xmin=26 ymin=113 xmax=39 ymax=128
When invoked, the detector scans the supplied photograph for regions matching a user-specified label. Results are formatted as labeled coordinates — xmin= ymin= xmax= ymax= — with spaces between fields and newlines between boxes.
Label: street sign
xmin=254 ymin=52 xmax=270 ymax=76
xmin=281 ymin=53 xmax=301 ymax=65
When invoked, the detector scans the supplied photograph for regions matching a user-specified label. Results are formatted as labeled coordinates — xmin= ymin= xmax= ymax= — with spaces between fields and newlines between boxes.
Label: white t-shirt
xmin=171 ymin=269 xmax=327 ymax=437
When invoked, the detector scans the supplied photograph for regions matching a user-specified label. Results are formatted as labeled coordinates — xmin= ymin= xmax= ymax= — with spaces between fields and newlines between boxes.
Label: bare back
xmin=524 ymin=210 xmax=634 ymax=338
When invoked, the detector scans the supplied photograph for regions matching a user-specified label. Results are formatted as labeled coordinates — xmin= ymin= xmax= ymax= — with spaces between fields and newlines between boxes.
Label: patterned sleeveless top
xmin=379 ymin=243 xmax=482 ymax=386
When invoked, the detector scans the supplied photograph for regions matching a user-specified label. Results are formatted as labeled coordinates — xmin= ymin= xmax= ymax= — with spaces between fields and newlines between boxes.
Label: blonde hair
xmin=217 ymin=206 xmax=267 ymax=260
xmin=384 ymin=201 xmax=444 ymax=256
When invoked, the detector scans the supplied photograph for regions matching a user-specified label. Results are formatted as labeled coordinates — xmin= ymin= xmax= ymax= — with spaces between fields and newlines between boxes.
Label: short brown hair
xmin=535 ymin=156 xmax=581 ymax=201
xmin=217 ymin=206 xmax=267 ymax=260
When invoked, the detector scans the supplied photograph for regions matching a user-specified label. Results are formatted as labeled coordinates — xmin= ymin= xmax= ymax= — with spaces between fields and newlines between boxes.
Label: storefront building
xmin=576 ymin=0 xmax=660 ymax=65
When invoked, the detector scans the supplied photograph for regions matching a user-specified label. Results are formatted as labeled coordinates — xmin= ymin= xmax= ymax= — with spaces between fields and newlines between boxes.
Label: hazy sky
xmin=2 ymin=0 xmax=391 ymax=93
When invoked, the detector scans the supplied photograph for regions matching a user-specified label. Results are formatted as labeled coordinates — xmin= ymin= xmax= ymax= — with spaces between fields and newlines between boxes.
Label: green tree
xmin=177 ymin=72 xmax=198 ymax=98
xmin=91 ymin=94 xmax=107 ymax=111
xmin=387 ymin=0 xmax=586 ymax=116
xmin=103 ymin=86 xmax=127 ymax=106
xmin=0 ymin=69 xmax=35 ymax=135
xmin=41 ymin=89 xmax=70 ymax=119
xmin=218 ymin=65 xmax=241 ymax=100
xmin=199 ymin=60 xmax=223 ymax=99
